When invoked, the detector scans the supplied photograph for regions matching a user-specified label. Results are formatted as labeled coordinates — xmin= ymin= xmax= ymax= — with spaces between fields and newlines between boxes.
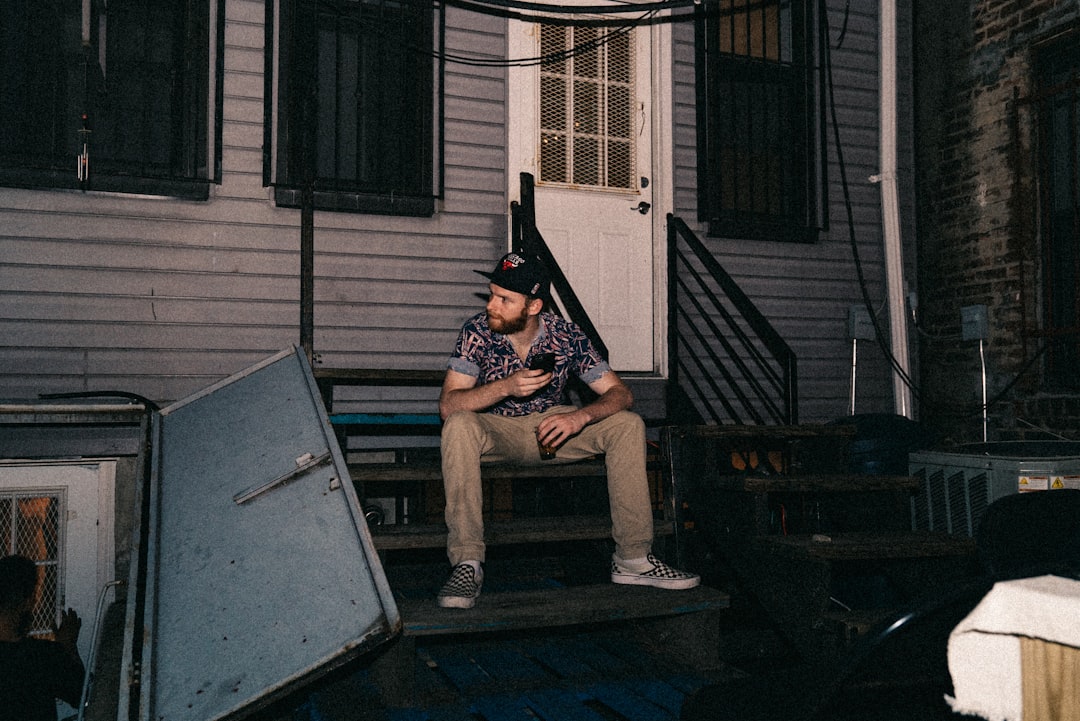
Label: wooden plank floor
xmin=280 ymin=548 xmax=732 ymax=721
xmin=291 ymin=625 xmax=727 ymax=721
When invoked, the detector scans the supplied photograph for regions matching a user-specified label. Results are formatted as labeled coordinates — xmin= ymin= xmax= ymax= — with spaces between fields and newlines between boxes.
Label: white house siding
xmin=0 ymin=1 xmax=510 ymax=405
xmin=669 ymin=1 xmax=915 ymax=424
xmin=0 ymin=0 xmax=912 ymax=426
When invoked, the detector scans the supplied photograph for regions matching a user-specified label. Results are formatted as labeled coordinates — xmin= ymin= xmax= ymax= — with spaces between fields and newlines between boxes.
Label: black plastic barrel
xmin=835 ymin=413 xmax=934 ymax=475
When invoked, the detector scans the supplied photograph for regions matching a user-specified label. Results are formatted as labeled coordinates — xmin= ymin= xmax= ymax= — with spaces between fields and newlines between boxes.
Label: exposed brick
xmin=915 ymin=0 xmax=1080 ymax=444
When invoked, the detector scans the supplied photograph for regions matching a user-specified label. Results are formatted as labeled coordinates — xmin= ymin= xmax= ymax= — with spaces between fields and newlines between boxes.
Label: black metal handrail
xmin=666 ymin=214 xmax=798 ymax=425
xmin=510 ymin=172 xmax=609 ymax=361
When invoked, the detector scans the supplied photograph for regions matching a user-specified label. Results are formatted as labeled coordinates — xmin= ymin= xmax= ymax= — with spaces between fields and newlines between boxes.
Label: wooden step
xmin=397 ymin=583 xmax=729 ymax=637
xmin=371 ymin=515 xmax=675 ymax=550
xmin=369 ymin=583 xmax=730 ymax=706
xmin=670 ymin=423 xmax=857 ymax=438
xmin=751 ymin=531 xmax=975 ymax=561
xmin=713 ymin=473 xmax=920 ymax=493
xmin=351 ymin=458 xmax=610 ymax=483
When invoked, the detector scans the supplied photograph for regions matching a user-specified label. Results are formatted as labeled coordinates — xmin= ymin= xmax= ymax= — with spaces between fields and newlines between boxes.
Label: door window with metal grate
xmin=0 ymin=492 xmax=65 ymax=639
xmin=539 ymin=24 xmax=637 ymax=191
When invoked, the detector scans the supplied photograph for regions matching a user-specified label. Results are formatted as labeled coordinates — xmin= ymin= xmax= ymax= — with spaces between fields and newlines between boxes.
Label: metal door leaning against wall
xmin=120 ymin=347 xmax=399 ymax=721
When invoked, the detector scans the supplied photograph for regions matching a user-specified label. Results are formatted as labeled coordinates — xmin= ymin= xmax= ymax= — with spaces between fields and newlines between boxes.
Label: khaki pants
xmin=440 ymin=406 xmax=655 ymax=565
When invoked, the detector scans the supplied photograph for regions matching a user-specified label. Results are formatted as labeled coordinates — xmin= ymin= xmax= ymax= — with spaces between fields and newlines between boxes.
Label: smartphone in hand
xmin=529 ymin=352 xmax=556 ymax=373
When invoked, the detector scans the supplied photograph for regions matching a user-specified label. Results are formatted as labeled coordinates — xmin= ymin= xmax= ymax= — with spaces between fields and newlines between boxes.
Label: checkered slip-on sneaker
xmin=437 ymin=563 xmax=483 ymax=609
xmin=611 ymin=553 xmax=700 ymax=590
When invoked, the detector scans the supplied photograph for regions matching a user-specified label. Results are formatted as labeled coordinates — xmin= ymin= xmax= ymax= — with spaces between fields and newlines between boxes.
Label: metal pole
xmin=980 ymin=338 xmax=988 ymax=442
xmin=878 ymin=0 xmax=914 ymax=418
xmin=300 ymin=185 xmax=314 ymax=363
xmin=850 ymin=338 xmax=858 ymax=416
xmin=299 ymin=12 xmax=317 ymax=365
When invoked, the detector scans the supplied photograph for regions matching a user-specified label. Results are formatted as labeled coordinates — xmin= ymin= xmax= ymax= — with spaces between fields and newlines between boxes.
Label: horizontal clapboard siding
xmin=669 ymin=2 xmax=911 ymax=422
xmin=0 ymin=2 xmax=509 ymax=404
xmin=0 ymin=1 xmax=911 ymax=425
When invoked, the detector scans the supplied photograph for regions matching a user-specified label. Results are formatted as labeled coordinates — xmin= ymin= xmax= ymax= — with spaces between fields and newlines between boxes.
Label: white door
xmin=509 ymin=17 xmax=662 ymax=372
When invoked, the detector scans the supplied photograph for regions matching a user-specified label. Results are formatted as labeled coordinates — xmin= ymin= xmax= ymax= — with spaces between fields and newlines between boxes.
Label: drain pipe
xmin=873 ymin=0 xmax=914 ymax=419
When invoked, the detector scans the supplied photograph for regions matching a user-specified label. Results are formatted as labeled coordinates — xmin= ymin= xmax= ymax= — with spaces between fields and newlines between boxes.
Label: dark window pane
xmin=696 ymin=0 xmax=824 ymax=242
xmin=0 ymin=0 xmax=215 ymax=198
xmin=1036 ymin=37 xmax=1080 ymax=389
xmin=274 ymin=0 xmax=435 ymax=216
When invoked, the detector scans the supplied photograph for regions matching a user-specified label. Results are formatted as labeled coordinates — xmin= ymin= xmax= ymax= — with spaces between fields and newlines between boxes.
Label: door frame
xmin=506 ymin=13 xmax=674 ymax=376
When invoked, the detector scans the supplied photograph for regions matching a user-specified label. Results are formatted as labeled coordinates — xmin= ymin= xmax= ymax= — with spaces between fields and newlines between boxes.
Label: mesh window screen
xmin=539 ymin=24 xmax=636 ymax=190
xmin=1 ymin=492 xmax=63 ymax=638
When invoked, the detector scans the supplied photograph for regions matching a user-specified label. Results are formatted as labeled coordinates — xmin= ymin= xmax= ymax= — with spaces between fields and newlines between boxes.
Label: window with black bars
xmin=0 ymin=0 xmax=220 ymax=199
xmin=272 ymin=0 xmax=438 ymax=216
xmin=695 ymin=0 xmax=826 ymax=242
xmin=1 ymin=492 xmax=64 ymax=639
xmin=1035 ymin=35 xmax=1080 ymax=390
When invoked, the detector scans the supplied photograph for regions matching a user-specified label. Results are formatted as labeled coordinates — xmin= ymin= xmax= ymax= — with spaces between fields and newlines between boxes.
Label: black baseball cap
xmin=475 ymin=252 xmax=550 ymax=298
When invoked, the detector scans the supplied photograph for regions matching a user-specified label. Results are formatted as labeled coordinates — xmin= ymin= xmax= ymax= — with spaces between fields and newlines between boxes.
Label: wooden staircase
xmin=314 ymin=369 xmax=977 ymax=681
xmin=314 ymin=369 xmax=730 ymax=707
xmin=662 ymin=424 xmax=978 ymax=661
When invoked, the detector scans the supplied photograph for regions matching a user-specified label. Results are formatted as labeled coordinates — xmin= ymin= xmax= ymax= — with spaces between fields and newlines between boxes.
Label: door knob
xmin=632 ymin=201 xmax=651 ymax=215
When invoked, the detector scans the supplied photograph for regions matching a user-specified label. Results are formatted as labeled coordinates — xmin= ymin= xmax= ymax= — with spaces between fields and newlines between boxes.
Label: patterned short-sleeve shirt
xmin=447 ymin=311 xmax=611 ymax=416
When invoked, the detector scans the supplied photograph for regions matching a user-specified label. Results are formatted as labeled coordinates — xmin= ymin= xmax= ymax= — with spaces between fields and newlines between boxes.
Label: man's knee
xmin=441 ymin=410 xmax=482 ymax=445
xmin=607 ymin=410 xmax=646 ymax=439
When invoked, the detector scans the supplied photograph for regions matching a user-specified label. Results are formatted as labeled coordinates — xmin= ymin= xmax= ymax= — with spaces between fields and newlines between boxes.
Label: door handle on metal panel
xmin=233 ymin=450 xmax=332 ymax=504
xmin=632 ymin=201 xmax=651 ymax=215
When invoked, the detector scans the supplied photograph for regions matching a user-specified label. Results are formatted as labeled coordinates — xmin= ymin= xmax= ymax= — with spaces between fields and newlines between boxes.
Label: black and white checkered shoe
xmin=611 ymin=553 xmax=700 ymax=590
xmin=437 ymin=563 xmax=483 ymax=609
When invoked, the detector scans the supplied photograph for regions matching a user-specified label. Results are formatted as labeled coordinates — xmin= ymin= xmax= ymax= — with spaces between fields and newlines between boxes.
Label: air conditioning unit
xmin=909 ymin=442 xmax=1080 ymax=537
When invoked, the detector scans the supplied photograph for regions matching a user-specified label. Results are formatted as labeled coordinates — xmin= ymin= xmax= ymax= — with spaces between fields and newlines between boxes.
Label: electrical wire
xmin=432 ymin=13 xmax=651 ymax=67
xmin=318 ymin=0 xmax=1052 ymax=426
xmin=312 ymin=0 xmax=664 ymax=69
xmin=822 ymin=1 xmax=1048 ymax=424
xmin=441 ymin=0 xmax=694 ymax=17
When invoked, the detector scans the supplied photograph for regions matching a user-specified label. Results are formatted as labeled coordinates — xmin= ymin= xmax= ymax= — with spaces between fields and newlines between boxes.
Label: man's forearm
xmin=439 ymin=378 xmax=510 ymax=419
xmin=577 ymin=384 xmax=633 ymax=426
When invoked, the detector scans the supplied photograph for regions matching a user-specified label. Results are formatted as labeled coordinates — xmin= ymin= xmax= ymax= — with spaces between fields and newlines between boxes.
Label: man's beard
xmin=488 ymin=306 xmax=529 ymax=335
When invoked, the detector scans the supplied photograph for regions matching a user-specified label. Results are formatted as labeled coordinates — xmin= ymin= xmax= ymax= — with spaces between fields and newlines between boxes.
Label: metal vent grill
xmin=911 ymin=466 xmax=990 ymax=537
xmin=539 ymin=23 xmax=636 ymax=190
xmin=1 ymin=492 xmax=63 ymax=637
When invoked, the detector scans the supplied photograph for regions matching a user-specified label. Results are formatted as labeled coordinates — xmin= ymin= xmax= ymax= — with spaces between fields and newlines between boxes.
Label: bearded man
xmin=436 ymin=252 xmax=698 ymax=609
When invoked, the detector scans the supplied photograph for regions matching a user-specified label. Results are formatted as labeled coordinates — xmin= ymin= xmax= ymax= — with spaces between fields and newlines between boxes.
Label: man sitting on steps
xmin=437 ymin=251 xmax=699 ymax=609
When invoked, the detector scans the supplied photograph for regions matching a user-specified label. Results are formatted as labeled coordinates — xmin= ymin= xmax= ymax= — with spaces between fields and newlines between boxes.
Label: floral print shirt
xmin=447 ymin=311 xmax=611 ymax=416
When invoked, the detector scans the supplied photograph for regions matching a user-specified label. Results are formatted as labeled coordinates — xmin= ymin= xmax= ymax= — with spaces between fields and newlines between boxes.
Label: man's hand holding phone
xmin=529 ymin=352 xmax=556 ymax=373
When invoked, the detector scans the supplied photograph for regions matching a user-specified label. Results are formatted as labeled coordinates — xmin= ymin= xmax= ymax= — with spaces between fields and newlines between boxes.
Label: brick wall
xmin=913 ymin=0 xmax=1080 ymax=444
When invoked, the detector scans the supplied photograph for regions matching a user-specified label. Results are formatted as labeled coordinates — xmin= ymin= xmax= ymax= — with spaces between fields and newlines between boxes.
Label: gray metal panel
xmin=140 ymin=347 xmax=399 ymax=721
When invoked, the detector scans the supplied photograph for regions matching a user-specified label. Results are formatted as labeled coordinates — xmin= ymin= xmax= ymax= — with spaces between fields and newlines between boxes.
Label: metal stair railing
xmin=666 ymin=214 xmax=798 ymax=425
xmin=510 ymin=172 xmax=609 ymax=362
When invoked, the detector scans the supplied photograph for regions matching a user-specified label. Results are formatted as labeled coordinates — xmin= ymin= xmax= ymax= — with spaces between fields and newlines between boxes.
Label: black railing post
xmin=514 ymin=173 xmax=609 ymax=362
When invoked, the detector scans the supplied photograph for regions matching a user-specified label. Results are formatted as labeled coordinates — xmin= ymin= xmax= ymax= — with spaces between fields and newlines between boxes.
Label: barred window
xmin=1035 ymin=34 xmax=1080 ymax=389
xmin=1 ymin=492 xmax=64 ymax=638
xmin=0 ymin=0 xmax=221 ymax=199
xmin=271 ymin=0 xmax=438 ymax=216
xmin=695 ymin=0 xmax=826 ymax=242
